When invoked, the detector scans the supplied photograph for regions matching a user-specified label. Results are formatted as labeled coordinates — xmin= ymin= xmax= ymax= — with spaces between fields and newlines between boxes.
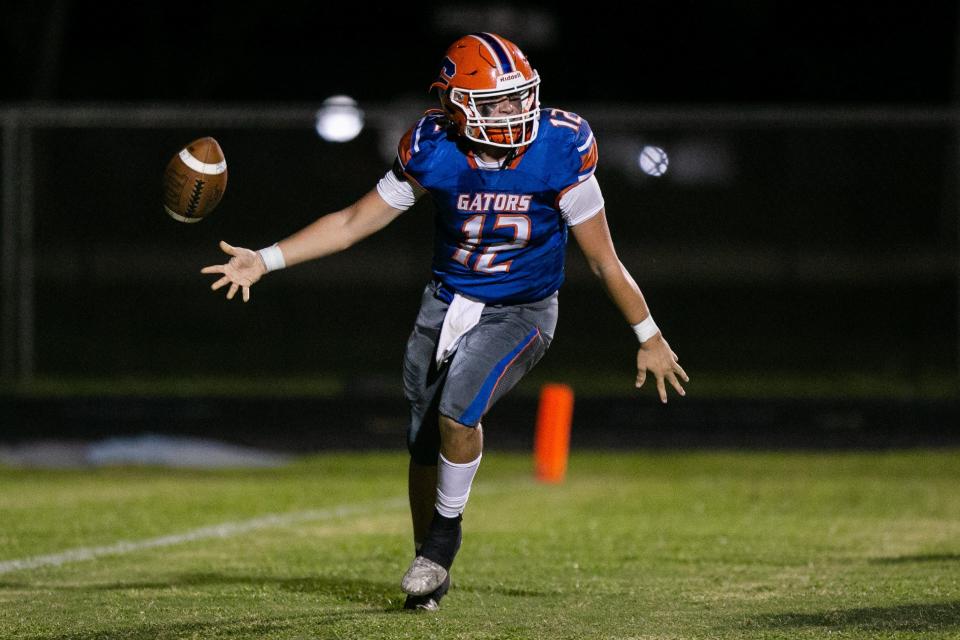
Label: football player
xmin=202 ymin=32 xmax=688 ymax=612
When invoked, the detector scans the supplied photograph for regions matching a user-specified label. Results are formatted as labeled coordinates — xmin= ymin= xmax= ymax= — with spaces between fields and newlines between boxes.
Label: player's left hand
xmin=636 ymin=334 xmax=688 ymax=403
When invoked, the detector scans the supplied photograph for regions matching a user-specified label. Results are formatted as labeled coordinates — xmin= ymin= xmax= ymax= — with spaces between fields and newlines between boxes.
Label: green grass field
xmin=1 ymin=451 xmax=959 ymax=639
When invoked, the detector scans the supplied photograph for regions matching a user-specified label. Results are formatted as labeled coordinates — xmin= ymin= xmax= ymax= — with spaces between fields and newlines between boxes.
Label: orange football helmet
xmin=430 ymin=33 xmax=541 ymax=149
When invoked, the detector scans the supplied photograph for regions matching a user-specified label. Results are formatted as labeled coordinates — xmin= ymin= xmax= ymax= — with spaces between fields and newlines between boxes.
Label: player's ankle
xmin=420 ymin=511 xmax=462 ymax=569
xmin=431 ymin=509 xmax=462 ymax=528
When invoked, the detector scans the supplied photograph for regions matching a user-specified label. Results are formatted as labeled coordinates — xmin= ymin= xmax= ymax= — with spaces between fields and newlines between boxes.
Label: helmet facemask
xmin=445 ymin=74 xmax=541 ymax=148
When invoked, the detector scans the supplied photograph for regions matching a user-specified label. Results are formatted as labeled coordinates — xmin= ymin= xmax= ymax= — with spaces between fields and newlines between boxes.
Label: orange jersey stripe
xmin=397 ymin=128 xmax=414 ymax=167
xmin=579 ymin=140 xmax=598 ymax=173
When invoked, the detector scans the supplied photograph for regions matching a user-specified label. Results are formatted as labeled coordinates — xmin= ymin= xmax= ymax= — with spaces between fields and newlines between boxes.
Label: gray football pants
xmin=402 ymin=281 xmax=558 ymax=465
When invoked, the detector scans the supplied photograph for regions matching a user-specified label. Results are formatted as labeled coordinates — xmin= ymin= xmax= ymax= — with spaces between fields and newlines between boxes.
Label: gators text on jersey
xmin=395 ymin=108 xmax=601 ymax=305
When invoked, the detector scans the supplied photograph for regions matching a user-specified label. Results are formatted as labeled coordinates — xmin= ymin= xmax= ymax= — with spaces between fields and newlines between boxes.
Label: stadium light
xmin=638 ymin=145 xmax=669 ymax=177
xmin=314 ymin=95 xmax=364 ymax=142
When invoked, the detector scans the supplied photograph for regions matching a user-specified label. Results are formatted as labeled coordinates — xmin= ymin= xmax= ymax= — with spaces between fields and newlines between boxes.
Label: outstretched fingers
xmin=204 ymin=242 xmax=255 ymax=301
xmin=211 ymin=275 xmax=231 ymax=291
xmin=667 ymin=371 xmax=686 ymax=398
xmin=655 ymin=373 xmax=668 ymax=404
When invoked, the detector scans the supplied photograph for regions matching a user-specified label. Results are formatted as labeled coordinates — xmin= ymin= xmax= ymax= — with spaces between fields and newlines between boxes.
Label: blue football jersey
xmin=396 ymin=108 xmax=599 ymax=305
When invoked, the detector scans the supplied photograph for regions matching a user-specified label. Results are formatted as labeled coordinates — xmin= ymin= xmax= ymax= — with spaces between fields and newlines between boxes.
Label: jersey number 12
xmin=453 ymin=214 xmax=531 ymax=273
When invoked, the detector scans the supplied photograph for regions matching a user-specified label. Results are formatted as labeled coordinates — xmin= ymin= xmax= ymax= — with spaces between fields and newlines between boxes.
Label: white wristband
xmin=632 ymin=315 xmax=660 ymax=343
xmin=257 ymin=244 xmax=286 ymax=272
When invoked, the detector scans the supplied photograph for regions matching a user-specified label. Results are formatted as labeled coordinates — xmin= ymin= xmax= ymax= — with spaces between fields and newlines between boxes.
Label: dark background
xmin=3 ymin=1 xmax=957 ymax=104
xmin=2 ymin=1 xmax=959 ymax=428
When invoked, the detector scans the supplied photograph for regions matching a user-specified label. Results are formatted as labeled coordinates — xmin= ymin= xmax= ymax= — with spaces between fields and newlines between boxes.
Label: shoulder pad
xmin=396 ymin=111 xmax=449 ymax=172
xmin=542 ymin=108 xmax=599 ymax=189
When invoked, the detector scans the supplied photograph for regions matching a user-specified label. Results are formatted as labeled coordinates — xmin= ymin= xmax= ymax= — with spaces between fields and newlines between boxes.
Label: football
xmin=162 ymin=137 xmax=228 ymax=223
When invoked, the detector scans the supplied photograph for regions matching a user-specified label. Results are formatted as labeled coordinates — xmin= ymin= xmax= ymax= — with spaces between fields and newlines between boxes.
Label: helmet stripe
xmin=483 ymin=33 xmax=517 ymax=72
xmin=466 ymin=34 xmax=503 ymax=74
xmin=472 ymin=32 xmax=513 ymax=73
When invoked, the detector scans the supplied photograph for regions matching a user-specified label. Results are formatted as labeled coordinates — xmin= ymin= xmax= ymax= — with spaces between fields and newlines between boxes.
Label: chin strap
xmin=499 ymin=147 xmax=517 ymax=171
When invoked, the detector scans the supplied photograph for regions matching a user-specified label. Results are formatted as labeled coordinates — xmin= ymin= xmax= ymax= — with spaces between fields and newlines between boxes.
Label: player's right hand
xmin=201 ymin=240 xmax=267 ymax=303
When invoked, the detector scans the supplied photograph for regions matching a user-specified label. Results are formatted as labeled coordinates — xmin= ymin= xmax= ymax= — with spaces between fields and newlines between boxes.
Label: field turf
xmin=1 ymin=450 xmax=959 ymax=639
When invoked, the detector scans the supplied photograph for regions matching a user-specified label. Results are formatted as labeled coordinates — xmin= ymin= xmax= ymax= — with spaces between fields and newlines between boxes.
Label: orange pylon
xmin=534 ymin=383 xmax=574 ymax=483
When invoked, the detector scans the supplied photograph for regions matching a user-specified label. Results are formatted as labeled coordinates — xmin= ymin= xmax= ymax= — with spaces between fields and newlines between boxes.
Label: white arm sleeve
xmin=559 ymin=175 xmax=605 ymax=226
xmin=376 ymin=169 xmax=417 ymax=211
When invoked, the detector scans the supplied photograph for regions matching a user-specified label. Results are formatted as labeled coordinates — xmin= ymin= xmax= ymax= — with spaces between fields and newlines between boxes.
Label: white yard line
xmin=0 ymin=496 xmax=408 ymax=575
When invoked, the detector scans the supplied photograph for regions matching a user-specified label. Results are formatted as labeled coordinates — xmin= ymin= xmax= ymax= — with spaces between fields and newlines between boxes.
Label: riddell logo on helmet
xmin=497 ymin=72 xmax=524 ymax=86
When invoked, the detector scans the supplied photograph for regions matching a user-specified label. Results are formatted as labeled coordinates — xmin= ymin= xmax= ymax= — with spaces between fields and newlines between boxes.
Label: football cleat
xmin=402 ymin=510 xmax=462 ymax=596
xmin=401 ymin=555 xmax=448 ymax=596
xmin=403 ymin=573 xmax=451 ymax=612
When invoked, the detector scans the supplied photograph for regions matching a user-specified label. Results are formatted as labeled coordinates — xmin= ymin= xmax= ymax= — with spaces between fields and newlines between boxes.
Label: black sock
xmin=419 ymin=510 xmax=462 ymax=569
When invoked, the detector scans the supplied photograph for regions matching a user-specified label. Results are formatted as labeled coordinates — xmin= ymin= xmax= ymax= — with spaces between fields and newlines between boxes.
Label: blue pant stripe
xmin=459 ymin=327 xmax=539 ymax=425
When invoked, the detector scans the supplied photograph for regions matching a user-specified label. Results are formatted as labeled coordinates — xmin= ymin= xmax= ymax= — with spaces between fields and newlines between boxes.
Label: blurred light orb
xmin=639 ymin=145 xmax=669 ymax=177
xmin=315 ymin=96 xmax=364 ymax=142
